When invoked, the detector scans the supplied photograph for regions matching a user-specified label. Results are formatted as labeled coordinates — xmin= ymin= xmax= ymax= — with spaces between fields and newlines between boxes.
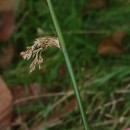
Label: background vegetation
xmin=1 ymin=0 xmax=130 ymax=130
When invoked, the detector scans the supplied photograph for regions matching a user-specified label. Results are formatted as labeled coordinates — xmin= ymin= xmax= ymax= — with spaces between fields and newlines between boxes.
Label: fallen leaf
xmin=112 ymin=30 xmax=126 ymax=44
xmin=0 ymin=0 xmax=15 ymax=11
xmin=0 ymin=11 xmax=14 ymax=41
xmin=0 ymin=43 xmax=15 ymax=69
xmin=98 ymin=30 xmax=126 ymax=55
xmin=98 ymin=38 xmax=123 ymax=55
xmin=0 ymin=76 xmax=13 ymax=129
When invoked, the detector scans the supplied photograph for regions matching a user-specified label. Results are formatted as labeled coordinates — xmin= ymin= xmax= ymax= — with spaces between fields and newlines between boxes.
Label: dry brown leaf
xmin=98 ymin=31 xmax=126 ymax=55
xmin=0 ymin=43 xmax=15 ymax=69
xmin=112 ymin=30 xmax=126 ymax=44
xmin=0 ymin=76 xmax=13 ymax=129
xmin=84 ymin=0 xmax=107 ymax=10
xmin=0 ymin=0 xmax=15 ymax=11
xmin=98 ymin=38 xmax=124 ymax=55
xmin=0 ymin=11 xmax=14 ymax=41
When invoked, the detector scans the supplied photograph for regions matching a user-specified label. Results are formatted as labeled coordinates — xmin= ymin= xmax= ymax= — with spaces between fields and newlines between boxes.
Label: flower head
xmin=20 ymin=36 xmax=60 ymax=73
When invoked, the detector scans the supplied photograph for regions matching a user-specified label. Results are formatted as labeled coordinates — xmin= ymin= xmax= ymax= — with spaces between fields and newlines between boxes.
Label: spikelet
xmin=20 ymin=37 xmax=60 ymax=73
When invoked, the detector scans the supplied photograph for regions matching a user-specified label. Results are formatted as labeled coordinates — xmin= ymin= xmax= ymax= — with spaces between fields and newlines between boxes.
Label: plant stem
xmin=46 ymin=0 xmax=90 ymax=130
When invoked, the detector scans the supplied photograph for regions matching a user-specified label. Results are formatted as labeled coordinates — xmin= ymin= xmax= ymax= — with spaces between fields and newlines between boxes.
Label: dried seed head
xmin=35 ymin=37 xmax=60 ymax=49
xmin=20 ymin=36 xmax=60 ymax=73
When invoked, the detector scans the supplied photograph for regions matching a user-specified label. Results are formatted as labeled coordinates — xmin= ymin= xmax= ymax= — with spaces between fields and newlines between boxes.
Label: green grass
xmin=2 ymin=0 xmax=130 ymax=130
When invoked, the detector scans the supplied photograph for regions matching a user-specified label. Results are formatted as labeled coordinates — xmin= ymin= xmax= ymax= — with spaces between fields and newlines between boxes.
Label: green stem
xmin=46 ymin=0 xmax=90 ymax=130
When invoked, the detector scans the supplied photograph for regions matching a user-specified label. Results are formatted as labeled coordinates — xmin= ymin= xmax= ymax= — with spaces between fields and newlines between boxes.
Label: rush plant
xmin=21 ymin=0 xmax=90 ymax=129
xmin=46 ymin=1 xmax=90 ymax=130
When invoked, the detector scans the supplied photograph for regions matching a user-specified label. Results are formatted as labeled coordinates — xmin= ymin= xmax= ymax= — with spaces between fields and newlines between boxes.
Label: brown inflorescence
xmin=20 ymin=37 xmax=60 ymax=73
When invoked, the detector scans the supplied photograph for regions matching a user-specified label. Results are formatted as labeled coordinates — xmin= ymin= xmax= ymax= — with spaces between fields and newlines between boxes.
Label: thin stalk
xmin=46 ymin=0 xmax=90 ymax=130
